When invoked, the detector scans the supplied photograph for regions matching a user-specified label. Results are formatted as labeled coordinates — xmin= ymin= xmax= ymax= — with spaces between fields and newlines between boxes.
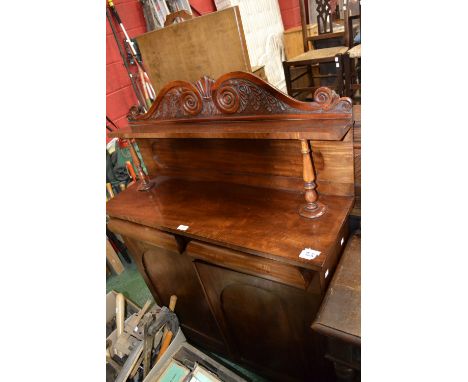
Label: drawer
xmin=186 ymin=240 xmax=319 ymax=291
xmin=107 ymin=218 xmax=181 ymax=253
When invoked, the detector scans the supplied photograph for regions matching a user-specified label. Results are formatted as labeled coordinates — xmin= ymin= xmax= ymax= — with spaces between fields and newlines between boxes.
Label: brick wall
xmin=106 ymin=0 xmax=215 ymax=136
xmin=106 ymin=0 xmax=147 ymax=131
xmin=106 ymin=0 xmax=300 ymax=135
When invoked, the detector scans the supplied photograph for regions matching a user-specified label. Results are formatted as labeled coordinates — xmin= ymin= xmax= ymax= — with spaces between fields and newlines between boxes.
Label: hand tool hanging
xmin=106 ymin=115 xmax=118 ymax=131
xmin=106 ymin=7 xmax=147 ymax=111
xmin=107 ymin=0 xmax=156 ymax=110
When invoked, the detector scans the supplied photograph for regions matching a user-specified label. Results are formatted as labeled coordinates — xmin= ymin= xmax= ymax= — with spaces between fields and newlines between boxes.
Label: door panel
xmin=195 ymin=261 xmax=322 ymax=380
xmin=128 ymin=237 xmax=226 ymax=354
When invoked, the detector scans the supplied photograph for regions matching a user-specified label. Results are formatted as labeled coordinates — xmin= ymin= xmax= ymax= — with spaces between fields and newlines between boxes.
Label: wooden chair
xmin=283 ymin=0 xmax=350 ymax=100
xmin=342 ymin=0 xmax=361 ymax=100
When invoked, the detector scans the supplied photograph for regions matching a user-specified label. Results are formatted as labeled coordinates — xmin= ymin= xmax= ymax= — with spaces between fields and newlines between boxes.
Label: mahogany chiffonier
xmin=106 ymin=71 xmax=355 ymax=381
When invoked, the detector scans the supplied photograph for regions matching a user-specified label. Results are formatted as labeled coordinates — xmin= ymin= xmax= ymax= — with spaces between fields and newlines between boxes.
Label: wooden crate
xmin=252 ymin=65 xmax=267 ymax=82
xmin=283 ymin=24 xmax=318 ymax=60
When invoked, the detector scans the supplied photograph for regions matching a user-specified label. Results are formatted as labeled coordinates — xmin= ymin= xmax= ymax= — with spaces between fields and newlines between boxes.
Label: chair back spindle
xmin=316 ymin=0 xmax=334 ymax=34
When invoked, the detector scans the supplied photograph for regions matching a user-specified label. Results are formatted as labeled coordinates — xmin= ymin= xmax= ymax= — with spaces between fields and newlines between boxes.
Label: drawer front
xmin=186 ymin=240 xmax=320 ymax=291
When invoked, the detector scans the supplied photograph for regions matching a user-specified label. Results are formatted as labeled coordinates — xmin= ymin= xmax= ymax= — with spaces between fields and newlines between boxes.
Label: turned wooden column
xmin=299 ymin=139 xmax=326 ymax=219
xmin=127 ymin=139 xmax=153 ymax=191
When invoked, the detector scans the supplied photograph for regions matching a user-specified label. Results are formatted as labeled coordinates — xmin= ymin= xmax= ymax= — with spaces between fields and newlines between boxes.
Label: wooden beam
xmin=106 ymin=239 xmax=124 ymax=274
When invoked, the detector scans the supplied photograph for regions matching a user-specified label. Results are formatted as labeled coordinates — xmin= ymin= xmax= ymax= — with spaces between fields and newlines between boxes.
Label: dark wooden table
xmin=312 ymin=231 xmax=361 ymax=382
xmin=351 ymin=105 xmax=361 ymax=217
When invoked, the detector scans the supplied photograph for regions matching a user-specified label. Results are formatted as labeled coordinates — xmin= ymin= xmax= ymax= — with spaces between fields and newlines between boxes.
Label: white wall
xmin=216 ymin=0 xmax=287 ymax=92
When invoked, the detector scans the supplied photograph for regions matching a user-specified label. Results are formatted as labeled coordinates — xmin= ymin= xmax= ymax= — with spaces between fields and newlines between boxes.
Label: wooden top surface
xmin=106 ymin=177 xmax=354 ymax=271
xmin=107 ymin=118 xmax=352 ymax=141
xmin=312 ymin=232 xmax=361 ymax=345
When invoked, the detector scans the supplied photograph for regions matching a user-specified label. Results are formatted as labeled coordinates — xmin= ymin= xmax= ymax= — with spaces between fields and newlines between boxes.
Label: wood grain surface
xmin=106 ymin=178 xmax=353 ymax=271
xmin=127 ymin=72 xmax=352 ymax=123
xmin=352 ymin=105 xmax=361 ymax=216
xmin=284 ymin=24 xmax=319 ymax=60
xmin=108 ymin=119 xmax=352 ymax=140
xmin=186 ymin=240 xmax=318 ymax=290
xmin=106 ymin=72 xmax=355 ymax=381
xmin=195 ymin=260 xmax=321 ymax=380
xmin=312 ymin=231 xmax=361 ymax=345
xmin=136 ymin=7 xmax=251 ymax=92
xmin=133 ymin=133 xmax=354 ymax=197
xmin=106 ymin=239 xmax=124 ymax=274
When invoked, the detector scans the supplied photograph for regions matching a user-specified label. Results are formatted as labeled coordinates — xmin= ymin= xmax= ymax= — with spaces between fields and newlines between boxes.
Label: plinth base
xmin=299 ymin=201 xmax=326 ymax=219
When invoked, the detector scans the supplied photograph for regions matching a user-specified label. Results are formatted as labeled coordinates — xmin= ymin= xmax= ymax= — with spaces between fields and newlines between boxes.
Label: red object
xmin=118 ymin=138 xmax=130 ymax=148
xmin=278 ymin=0 xmax=302 ymax=30
xmin=189 ymin=0 xmax=216 ymax=14
xmin=106 ymin=0 xmax=147 ymax=142
xmin=126 ymin=161 xmax=137 ymax=182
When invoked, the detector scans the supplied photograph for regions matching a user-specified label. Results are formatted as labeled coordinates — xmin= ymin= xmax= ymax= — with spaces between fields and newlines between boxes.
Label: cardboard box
xmin=143 ymin=342 xmax=246 ymax=382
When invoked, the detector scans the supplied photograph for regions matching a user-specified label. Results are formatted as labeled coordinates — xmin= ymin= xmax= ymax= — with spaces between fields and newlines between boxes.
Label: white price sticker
xmin=177 ymin=225 xmax=189 ymax=231
xmin=299 ymin=248 xmax=321 ymax=260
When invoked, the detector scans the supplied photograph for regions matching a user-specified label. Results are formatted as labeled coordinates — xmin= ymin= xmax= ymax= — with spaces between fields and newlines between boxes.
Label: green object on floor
xmin=106 ymin=262 xmax=154 ymax=307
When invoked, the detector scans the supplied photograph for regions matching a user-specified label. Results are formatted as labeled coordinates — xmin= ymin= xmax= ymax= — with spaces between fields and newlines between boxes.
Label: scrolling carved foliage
xmin=130 ymin=71 xmax=352 ymax=122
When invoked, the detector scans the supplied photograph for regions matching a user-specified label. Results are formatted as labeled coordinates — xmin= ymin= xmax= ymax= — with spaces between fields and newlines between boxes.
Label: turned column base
xmin=299 ymin=201 xmax=326 ymax=219
xmin=137 ymin=180 xmax=154 ymax=192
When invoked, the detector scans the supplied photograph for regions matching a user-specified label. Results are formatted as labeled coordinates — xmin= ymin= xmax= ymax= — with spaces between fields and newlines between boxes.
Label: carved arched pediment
xmin=129 ymin=71 xmax=352 ymax=122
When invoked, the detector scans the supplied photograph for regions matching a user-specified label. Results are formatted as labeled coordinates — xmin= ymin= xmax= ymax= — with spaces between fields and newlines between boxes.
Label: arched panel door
xmin=124 ymin=233 xmax=226 ymax=354
xmin=195 ymin=260 xmax=322 ymax=381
